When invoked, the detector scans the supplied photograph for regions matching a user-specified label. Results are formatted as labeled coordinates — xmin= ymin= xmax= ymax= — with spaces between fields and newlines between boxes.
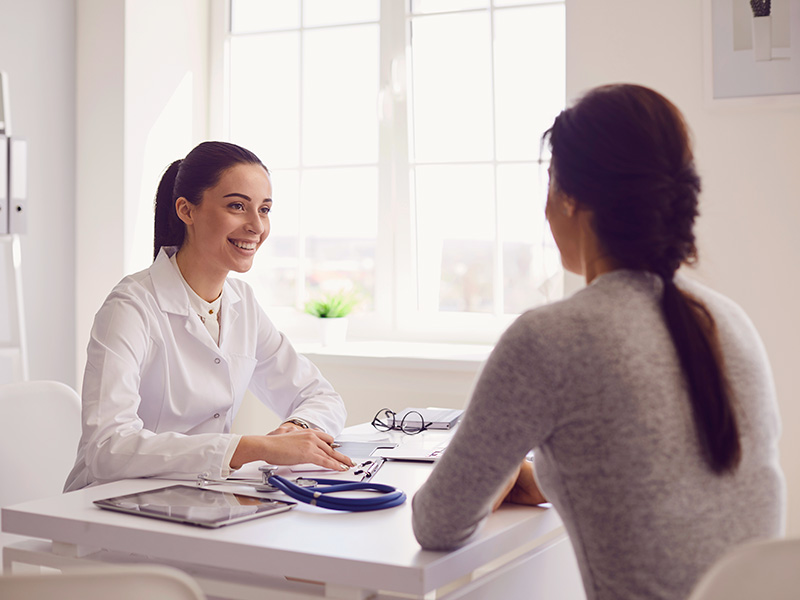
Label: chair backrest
xmin=0 ymin=565 xmax=206 ymax=600
xmin=687 ymin=537 xmax=800 ymax=600
xmin=0 ymin=380 xmax=82 ymax=507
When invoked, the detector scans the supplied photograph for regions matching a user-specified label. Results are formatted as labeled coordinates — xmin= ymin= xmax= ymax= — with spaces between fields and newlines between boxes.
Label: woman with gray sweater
xmin=411 ymin=84 xmax=785 ymax=600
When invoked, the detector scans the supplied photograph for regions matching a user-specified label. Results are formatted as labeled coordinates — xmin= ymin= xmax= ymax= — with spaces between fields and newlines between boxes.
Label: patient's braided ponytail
xmin=544 ymin=84 xmax=740 ymax=473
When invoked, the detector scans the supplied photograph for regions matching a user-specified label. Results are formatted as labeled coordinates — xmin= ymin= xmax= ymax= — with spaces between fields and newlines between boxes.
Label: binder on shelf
xmin=0 ymin=134 xmax=7 ymax=235
xmin=0 ymin=71 xmax=10 ymax=135
xmin=8 ymin=137 xmax=26 ymax=235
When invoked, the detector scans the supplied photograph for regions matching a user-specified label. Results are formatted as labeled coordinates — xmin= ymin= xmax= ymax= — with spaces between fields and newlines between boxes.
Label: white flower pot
xmin=319 ymin=317 xmax=348 ymax=346
xmin=752 ymin=15 xmax=772 ymax=61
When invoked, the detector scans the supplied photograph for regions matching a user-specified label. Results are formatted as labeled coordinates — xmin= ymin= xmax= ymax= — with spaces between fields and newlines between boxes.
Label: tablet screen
xmin=94 ymin=484 xmax=295 ymax=528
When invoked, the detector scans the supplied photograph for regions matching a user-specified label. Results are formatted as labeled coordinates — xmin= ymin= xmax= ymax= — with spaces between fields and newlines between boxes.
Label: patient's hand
xmin=492 ymin=460 xmax=548 ymax=511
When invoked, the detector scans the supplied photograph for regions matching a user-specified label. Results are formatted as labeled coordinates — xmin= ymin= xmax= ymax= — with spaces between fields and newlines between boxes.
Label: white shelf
xmin=295 ymin=340 xmax=493 ymax=372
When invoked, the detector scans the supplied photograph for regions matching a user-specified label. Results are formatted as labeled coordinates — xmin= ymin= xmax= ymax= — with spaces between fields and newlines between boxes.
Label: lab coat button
xmin=214 ymin=358 xmax=221 ymax=364
xmin=214 ymin=413 xmax=220 ymax=419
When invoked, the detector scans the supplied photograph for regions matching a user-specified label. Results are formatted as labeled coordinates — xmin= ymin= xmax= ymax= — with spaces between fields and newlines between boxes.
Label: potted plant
xmin=304 ymin=290 xmax=360 ymax=346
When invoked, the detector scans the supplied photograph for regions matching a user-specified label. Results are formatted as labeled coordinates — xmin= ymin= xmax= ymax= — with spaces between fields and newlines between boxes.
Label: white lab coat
xmin=64 ymin=247 xmax=346 ymax=492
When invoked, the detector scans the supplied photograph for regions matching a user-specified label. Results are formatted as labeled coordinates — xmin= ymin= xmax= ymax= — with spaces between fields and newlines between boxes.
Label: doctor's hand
xmin=492 ymin=460 xmax=548 ymax=511
xmin=230 ymin=431 xmax=355 ymax=472
xmin=267 ymin=421 xmax=307 ymax=435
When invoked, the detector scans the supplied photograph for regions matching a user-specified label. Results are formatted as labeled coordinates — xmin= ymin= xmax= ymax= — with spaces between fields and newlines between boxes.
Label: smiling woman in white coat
xmin=65 ymin=141 xmax=353 ymax=492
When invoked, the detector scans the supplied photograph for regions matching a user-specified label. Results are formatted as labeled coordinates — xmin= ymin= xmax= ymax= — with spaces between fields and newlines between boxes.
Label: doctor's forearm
xmin=230 ymin=436 xmax=263 ymax=470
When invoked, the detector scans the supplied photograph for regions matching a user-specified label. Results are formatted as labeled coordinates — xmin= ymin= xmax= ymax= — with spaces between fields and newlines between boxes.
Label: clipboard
xmin=372 ymin=437 xmax=451 ymax=462
xmin=283 ymin=441 xmax=397 ymax=480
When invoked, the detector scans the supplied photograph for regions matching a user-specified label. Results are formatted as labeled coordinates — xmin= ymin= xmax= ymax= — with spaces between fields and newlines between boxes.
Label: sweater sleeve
xmin=412 ymin=313 xmax=561 ymax=550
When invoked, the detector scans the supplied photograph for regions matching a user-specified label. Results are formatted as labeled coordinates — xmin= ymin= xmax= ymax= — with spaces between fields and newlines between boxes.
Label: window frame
xmin=210 ymin=0 xmax=564 ymax=345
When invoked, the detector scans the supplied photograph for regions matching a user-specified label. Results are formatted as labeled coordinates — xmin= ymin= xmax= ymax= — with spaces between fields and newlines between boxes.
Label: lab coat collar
xmin=150 ymin=247 xmax=242 ymax=318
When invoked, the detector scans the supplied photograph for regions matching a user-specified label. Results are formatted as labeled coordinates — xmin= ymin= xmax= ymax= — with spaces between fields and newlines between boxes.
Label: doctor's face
xmin=182 ymin=162 xmax=273 ymax=275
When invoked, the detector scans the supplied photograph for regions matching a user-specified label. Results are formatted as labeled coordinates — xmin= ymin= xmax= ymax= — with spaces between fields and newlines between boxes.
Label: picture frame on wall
xmin=704 ymin=0 xmax=800 ymax=103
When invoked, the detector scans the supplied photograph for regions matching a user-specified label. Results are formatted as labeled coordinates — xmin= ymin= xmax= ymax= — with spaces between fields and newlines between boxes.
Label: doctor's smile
xmin=230 ymin=240 xmax=258 ymax=251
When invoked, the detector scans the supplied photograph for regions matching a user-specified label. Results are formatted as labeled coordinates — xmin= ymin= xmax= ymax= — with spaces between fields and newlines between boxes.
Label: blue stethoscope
xmin=198 ymin=463 xmax=406 ymax=512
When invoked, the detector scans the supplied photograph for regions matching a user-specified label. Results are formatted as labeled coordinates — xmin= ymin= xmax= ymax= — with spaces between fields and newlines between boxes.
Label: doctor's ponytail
xmin=153 ymin=160 xmax=184 ymax=261
xmin=152 ymin=141 xmax=268 ymax=261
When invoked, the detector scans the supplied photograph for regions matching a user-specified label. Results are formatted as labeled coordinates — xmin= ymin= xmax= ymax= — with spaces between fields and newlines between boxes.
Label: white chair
xmin=0 ymin=380 xmax=82 ymax=562
xmin=687 ymin=537 xmax=800 ymax=600
xmin=0 ymin=565 xmax=206 ymax=599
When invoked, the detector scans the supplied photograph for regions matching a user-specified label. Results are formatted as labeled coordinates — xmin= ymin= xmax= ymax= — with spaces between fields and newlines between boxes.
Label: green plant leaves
xmin=304 ymin=290 xmax=361 ymax=318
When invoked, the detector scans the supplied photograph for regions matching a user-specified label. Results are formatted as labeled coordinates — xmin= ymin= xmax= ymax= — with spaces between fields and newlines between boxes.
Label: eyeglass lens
xmin=371 ymin=408 xmax=396 ymax=432
xmin=400 ymin=410 xmax=426 ymax=435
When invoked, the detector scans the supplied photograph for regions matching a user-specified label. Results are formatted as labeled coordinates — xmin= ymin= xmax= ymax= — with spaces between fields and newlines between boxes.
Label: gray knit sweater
xmin=412 ymin=270 xmax=785 ymax=600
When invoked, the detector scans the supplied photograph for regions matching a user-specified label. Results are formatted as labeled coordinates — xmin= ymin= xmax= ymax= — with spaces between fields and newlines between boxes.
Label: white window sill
xmin=295 ymin=340 xmax=493 ymax=372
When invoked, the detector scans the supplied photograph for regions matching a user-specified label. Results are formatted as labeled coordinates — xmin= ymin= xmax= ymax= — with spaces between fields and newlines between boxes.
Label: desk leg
xmin=324 ymin=582 xmax=377 ymax=599
xmin=2 ymin=544 xmax=21 ymax=574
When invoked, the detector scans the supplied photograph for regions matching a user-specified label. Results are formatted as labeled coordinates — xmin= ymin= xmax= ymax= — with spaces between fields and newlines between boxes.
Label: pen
xmin=331 ymin=443 xmax=341 ymax=449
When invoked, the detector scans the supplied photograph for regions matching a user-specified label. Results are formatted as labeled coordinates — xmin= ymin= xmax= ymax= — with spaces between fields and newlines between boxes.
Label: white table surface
xmin=1 ymin=425 xmax=566 ymax=597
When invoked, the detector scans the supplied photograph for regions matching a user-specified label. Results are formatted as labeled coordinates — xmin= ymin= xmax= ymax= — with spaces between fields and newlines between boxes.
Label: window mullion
xmin=296 ymin=1 xmax=306 ymax=310
xmin=380 ymin=0 xmax=412 ymax=332
xmin=489 ymin=3 xmax=503 ymax=317
xmin=209 ymin=0 xmax=230 ymax=140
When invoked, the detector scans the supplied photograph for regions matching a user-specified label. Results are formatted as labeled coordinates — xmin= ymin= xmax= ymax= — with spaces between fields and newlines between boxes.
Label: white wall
xmin=123 ymin=0 xmax=210 ymax=276
xmin=75 ymin=0 xmax=125 ymax=388
xmin=75 ymin=0 xmax=210 ymax=381
xmin=0 ymin=0 xmax=76 ymax=387
xmin=566 ymin=0 xmax=800 ymax=535
xmin=233 ymin=349 xmax=486 ymax=434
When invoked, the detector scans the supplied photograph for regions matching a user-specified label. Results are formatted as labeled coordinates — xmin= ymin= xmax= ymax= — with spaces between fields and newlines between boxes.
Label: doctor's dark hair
xmin=153 ymin=141 xmax=268 ymax=261
xmin=544 ymin=84 xmax=741 ymax=474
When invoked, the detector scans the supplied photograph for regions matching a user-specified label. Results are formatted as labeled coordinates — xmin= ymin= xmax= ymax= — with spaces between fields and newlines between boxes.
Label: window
xmin=219 ymin=0 xmax=565 ymax=343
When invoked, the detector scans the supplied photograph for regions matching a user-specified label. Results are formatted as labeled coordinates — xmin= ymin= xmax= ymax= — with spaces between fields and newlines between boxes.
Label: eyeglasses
xmin=371 ymin=408 xmax=431 ymax=435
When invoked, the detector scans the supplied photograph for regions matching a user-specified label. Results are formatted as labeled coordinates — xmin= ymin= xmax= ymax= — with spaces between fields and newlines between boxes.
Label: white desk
xmin=2 ymin=427 xmax=584 ymax=599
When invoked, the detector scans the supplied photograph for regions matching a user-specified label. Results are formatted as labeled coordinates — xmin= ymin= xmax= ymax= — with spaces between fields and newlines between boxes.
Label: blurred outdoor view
xmin=227 ymin=0 xmax=564 ymax=325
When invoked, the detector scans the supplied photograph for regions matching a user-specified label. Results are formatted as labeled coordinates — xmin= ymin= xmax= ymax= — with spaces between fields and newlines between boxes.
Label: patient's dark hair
xmin=544 ymin=84 xmax=740 ymax=473
xmin=153 ymin=141 xmax=267 ymax=261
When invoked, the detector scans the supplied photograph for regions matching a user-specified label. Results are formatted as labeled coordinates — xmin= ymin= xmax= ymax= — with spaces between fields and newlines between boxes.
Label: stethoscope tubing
xmin=267 ymin=475 xmax=406 ymax=511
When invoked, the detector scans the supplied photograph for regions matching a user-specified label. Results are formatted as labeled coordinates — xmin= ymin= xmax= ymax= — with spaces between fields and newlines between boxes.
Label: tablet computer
xmin=94 ymin=484 xmax=295 ymax=528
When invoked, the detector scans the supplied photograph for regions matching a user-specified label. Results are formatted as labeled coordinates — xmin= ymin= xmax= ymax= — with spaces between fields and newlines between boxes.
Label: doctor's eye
xmin=228 ymin=202 xmax=245 ymax=211
xmin=259 ymin=205 xmax=271 ymax=215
